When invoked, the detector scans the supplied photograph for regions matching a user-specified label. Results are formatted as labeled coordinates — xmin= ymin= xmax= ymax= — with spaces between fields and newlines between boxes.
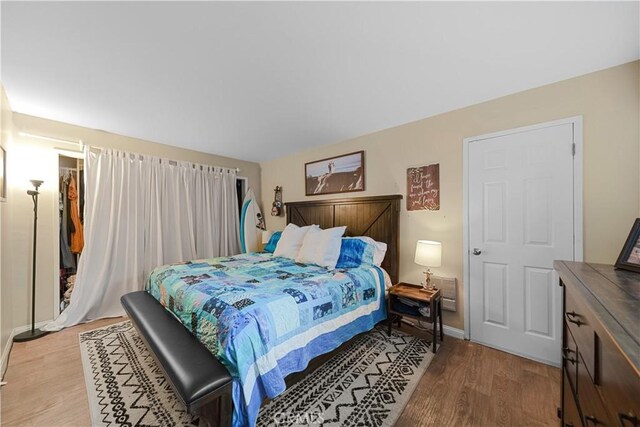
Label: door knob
xmin=472 ymin=248 xmax=482 ymax=255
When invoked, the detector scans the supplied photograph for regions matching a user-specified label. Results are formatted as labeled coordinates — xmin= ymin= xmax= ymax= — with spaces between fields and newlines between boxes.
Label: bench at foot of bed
xmin=121 ymin=291 xmax=233 ymax=427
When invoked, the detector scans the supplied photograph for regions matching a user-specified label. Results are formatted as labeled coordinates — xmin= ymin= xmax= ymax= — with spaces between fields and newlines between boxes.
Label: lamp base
xmin=13 ymin=328 xmax=49 ymax=342
xmin=421 ymin=268 xmax=435 ymax=291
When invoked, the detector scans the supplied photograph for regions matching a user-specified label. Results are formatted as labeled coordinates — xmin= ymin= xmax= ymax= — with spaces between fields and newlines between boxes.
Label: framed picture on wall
xmin=615 ymin=218 xmax=640 ymax=273
xmin=305 ymin=151 xmax=365 ymax=196
xmin=0 ymin=145 xmax=6 ymax=202
xmin=407 ymin=163 xmax=440 ymax=211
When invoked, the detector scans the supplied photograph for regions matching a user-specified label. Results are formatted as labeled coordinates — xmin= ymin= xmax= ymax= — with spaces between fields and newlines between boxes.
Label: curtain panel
xmin=45 ymin=147 xmax=240 ymax=330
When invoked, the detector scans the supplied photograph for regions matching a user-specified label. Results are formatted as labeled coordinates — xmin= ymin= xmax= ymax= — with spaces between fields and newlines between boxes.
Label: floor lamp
xmin=14 ymin=180 xmax=49 ymax=342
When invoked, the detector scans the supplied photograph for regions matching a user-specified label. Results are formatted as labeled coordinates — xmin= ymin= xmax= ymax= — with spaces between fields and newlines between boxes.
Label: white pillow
xmin=273 ymin=223 xmax=318 ymax=259
xmin=353 ymin=236 xmax=387 ymax=266
xmin=296 ymin=226 xmax=347 ymax=269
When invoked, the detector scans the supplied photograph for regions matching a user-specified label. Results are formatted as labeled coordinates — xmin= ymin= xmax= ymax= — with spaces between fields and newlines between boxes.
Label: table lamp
xmin=414 ymin=240 xmax=442 ymax=291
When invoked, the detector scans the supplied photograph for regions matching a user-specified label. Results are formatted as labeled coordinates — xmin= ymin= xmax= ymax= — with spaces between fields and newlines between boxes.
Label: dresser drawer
xmin=556 ymin=262 xmax=639 ymax=427
xmin=577 ymin=353 xmax=614 ymax=426
xmin=598 ymin=330 xmax=640 ymax=426
xmin=564 ymin=323 xmax=579 ymax=392
xmin=563 ymin=370 xmax=582 ymax=427
xmin=565 ymin=288 xmax=596 ymax=380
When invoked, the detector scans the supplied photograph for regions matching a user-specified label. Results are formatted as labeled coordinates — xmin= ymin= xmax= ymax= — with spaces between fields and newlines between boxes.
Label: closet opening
xmin=236 ymin=177 xmax=247 ymax=214
xmin=53 ymin=168 xmax=244 ymax=314
xmin=58 ymin=154 xmax=84 ymax=314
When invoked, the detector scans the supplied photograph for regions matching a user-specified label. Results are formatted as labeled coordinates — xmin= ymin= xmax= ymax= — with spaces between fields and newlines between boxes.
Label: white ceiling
xmin=2 ymin=2 xmax=638 ymax=163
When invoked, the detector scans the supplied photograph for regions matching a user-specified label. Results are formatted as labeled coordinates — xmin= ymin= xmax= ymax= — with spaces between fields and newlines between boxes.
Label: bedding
xmin=352 ymin=236 xmax=388 ymax=266
xmin=336 ymin=237 xmax=376 ymax=268
xmin=146 ymin=252 xmax=388 ymax=427
xmin=336 ymin=236 xmax=387 ymax=268
xmin=295 ymin=225 xmax=346 ymax=269
xmin=272 ymin=223 xmax=317 ymax=259
xmin=263 ymin=231 xmax=281 ymax=253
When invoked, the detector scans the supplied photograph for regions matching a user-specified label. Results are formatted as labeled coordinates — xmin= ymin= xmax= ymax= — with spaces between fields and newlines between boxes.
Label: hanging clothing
xmin=60 ymin=176 xmax=75 ymax=269
xmin=69 ymin=175 xmax=84 ymax=253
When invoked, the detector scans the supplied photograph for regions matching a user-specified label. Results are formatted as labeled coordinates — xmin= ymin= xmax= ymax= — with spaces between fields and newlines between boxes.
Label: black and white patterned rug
xmin=80 ymin=321 xmax=434 ymax=426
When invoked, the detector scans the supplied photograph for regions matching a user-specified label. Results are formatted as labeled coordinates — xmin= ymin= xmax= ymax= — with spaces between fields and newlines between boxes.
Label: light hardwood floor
xmin=1 ymin=318 xmax=559 ymax=426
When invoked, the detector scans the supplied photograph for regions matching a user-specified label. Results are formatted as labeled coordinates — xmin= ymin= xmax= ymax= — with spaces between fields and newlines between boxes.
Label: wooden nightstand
xmin=388 ymin=282 xmax=444 ymax=352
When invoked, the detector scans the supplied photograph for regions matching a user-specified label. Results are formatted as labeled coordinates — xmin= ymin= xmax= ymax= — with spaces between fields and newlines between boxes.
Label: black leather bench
xmin=121 ymin=291 xmax=233 ymax=427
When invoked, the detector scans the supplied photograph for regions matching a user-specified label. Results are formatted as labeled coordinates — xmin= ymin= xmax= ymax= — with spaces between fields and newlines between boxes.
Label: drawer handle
xmin=585 ymin=415 xmax=601 ymax=425
xmin=561 ymin=347 xmax=577 ymax=364
xmin=566 ymin=314 xmax=583 ymax=326
xmin=618 ymin=412 xmax=638 ymax=426
xmin=562 ymin=352 xmax=577 ymax=365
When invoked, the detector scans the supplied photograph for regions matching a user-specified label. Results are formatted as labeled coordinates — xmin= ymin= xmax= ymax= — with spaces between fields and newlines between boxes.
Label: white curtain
xmin=44 ymin=148 xmax=240 ymax=330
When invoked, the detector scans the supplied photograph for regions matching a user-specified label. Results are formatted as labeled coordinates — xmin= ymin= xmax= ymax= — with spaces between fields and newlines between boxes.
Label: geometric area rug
xmin=80 ymin=321 xmax=434 ymax=427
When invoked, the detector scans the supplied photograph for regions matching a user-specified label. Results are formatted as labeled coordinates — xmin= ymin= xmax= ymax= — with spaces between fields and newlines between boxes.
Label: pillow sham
xmin=296 ymin=226 xmax=347 ymax=270
xmin=264 ymin=231 xmax=282 ymax=253
xmin=351 ymin=236 xmax=387 ymax=266
xmin=273 ymin=223 xmax=317 ymax=259
xmin=335 ymin=237 xmax=376 ymax=268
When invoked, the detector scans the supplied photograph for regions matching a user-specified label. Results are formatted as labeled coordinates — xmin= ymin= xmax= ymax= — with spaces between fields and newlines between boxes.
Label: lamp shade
xmin=414 ymin=240 xmax=442 ymax=268
xmin=261 ymin=230 xmax=274 ymax=244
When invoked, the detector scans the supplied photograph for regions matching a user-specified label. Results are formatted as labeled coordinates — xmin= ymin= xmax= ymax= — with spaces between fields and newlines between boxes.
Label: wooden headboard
xmin=286 ymin=194 xmax=402 ymax=284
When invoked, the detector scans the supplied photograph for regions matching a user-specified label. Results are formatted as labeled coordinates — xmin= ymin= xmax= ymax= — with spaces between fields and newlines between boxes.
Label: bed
xmin=127 ymin=194 xmax=401 ymax=427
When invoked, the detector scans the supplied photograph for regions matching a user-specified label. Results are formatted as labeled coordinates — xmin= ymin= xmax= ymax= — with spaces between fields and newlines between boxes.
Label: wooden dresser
xmin=555 ymin=261 xmax=640 ymax=427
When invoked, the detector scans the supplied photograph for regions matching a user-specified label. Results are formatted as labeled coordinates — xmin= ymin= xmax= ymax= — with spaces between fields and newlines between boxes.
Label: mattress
xmin=146 ymin=252 xmax=388 ymax=426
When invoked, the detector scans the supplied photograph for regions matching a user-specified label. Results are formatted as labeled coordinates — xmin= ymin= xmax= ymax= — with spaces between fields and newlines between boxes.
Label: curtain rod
xmin=87 ymin=146 xmax=240 ymax=173
xmin=19 ymin=132 xmax=241 ymax=173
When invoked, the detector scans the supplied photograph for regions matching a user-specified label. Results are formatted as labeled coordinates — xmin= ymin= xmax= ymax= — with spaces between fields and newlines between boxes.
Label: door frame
xmin=462 ymin=116 xmax=584 ymax=340
xmin=53 ymin=149 xmax=85 ymax=318
xmin=236 ymin=176 xmax=249 ymax=199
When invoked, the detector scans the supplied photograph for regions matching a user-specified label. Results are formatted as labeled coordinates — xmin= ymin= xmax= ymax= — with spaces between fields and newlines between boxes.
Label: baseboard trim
xmin=1 ymin=320 xmax=53 ymax=381
xmin=0 ymin=335 xmax=13 ymax=382
xmin=442 ymin=325 xmax=465 ymax=339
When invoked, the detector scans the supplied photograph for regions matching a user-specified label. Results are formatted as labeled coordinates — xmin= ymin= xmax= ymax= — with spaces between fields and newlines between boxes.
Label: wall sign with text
xmin=407 ymin=163 xmax=440 ymax=211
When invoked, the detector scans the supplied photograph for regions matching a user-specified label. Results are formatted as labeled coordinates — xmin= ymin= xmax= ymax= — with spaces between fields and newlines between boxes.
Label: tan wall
xmin=1 ymin=85 xmax=14 ymax=356
xmin=5 ymin=113 xmax=261 ymax=329
xmin=261 ymin=61 xmax=640 ymax=330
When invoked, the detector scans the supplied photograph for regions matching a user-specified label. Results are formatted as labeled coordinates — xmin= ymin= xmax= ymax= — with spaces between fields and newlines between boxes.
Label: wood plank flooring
xmin=1 ymin=318 xmax=559 ymax=426
xmin=395 ymin=323 xmax=559 ymax=426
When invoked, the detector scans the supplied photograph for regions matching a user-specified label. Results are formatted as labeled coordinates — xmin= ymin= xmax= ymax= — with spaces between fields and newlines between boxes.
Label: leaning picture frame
xmin=614 ymin=218 xmax=640 ymax=273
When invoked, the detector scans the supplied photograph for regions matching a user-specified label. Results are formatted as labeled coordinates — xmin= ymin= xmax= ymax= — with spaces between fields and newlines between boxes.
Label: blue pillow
xmin=264 ymin=231 xmax=282 ymax=253
xmin=335 ymin=237 xmax=375 ymax=268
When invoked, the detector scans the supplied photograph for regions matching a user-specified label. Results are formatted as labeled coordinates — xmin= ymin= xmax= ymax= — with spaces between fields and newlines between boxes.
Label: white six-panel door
xmin=467 ymin=121 xmax=578 ymax=365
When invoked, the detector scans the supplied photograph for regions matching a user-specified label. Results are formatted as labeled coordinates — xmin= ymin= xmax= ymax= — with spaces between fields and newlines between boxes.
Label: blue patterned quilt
xmin=146 ymin=252 xmax=387 ymax=426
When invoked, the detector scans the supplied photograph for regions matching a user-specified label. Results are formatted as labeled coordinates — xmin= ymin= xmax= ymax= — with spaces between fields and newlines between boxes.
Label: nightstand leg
xmin=438 ymin=299 xmax=444 ymax=341
xmin=433 ymin=308 xmax=437 ymax=353
xmin=387 ymin=315 xmax=392 ymax=337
